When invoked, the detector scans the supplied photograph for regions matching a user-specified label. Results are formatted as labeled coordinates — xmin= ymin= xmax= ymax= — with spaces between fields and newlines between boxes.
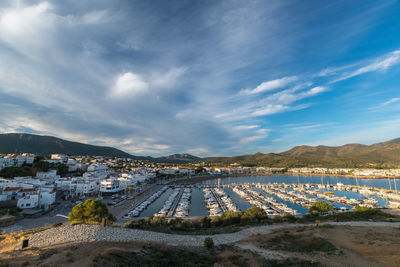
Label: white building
xmin=17 ymin=194 xmax=39 ymax=209
xmin=88 ymin=163 xmax=107 ymax=172
xmin=0 ymin=178 xmax=19 ymax=190
xmin=100 ymin=178 xmax=123 ymax=195
xmin=51 ymin=154 xmax=69 ymax=163
xmin=36 ymin=169 xmax=59 ymax=180
xmin=16 ymin=187 xmax=56 ymax=209
xmin=179 ymin=169 xmax=196 ymax=176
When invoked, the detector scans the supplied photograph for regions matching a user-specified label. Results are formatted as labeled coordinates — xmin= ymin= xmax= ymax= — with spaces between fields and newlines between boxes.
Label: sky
xmin=0 ymin=0 xmax=400 ymax=157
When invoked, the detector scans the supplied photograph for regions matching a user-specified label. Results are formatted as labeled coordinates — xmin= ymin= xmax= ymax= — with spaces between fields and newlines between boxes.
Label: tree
xmin=0 ymin=166 xmax=33 ymax=178
xmin=34 ymin=155 xmax=45 ymax=163
xmin=308 ymin=201 xmax=334 ymax=216
xmin=68 ymin=199 xmax=114 ymax=224
xmin=34 ymin=160 xmax=50 ymax=172
xmin=56 ymin=163 xmax=69 ymax=175
xmin=195 ymin=166 xmax=205 ymax=174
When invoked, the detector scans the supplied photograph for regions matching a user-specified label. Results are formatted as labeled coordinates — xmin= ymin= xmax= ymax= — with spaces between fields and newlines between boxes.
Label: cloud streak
xmin=0 ymin=1 xmax=398 ymax=157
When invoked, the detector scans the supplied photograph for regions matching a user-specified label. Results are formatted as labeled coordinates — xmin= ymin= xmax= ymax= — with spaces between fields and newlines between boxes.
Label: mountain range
xmin=206 ymin=138 xmax=400 ymax=168
xmin=0 ymin=133 xmax=199 ymax=163
xmin=1 ymin=133 xmax=400 ymax=167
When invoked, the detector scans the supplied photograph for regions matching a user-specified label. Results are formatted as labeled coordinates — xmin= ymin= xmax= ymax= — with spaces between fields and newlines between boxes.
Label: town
xmin=1 ymin=152 xmax=400 ymax=229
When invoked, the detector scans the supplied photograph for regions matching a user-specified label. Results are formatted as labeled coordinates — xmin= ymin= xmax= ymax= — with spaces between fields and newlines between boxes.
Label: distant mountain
xmin=204 ymin=138 xmax=400 ymax=168
xmin=0 ymin=133 xmax=136 ymax=158
xmin=0 ymin=133 xmax=199 ymax=163
xmin=156 ymin=153 xmax=201 ymax=163
xmin=2 ymin=133 xmax=400 ymax=167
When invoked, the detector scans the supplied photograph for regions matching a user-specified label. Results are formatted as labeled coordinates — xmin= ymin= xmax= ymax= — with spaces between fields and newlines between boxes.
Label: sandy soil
xmin=243 ymin=225 xmax=400 ymax=267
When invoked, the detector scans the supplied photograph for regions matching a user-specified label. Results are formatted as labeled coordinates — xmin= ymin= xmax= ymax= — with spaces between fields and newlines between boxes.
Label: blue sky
xmin=0 ymin=0 xmax=400 ymax=156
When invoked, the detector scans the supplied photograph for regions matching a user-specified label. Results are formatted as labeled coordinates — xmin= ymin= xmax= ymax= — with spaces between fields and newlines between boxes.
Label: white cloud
xmin=333 ymin=50 xmax=400 ymax=82
xmin=300 ymin=86 xmax=328 ymax=97
xmin=152 ymin=67 xmax=186 ymax=89
xmin=154 ymin=144 xmax=171 ymax=150
xmin=0 ymin=2 xmax=55 ymax=58
xmin=79 ymin=10 xmax=108 ymax=24
xmin=239 ymin=76 xmax=297 ymax=95
xmin=110 ymin=72 xmax=149 ymax=98
xmin=251 ymin=104 xmax=288 ymax=116
xmin=382 ymin=97 xmax=400 ymax=106
xmin=233 ymin=125 xmax=259 ymax=130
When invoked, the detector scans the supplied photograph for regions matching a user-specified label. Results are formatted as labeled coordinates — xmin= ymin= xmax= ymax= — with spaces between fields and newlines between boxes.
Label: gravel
xmin=28 ymin=221 xmax=400 ymax=248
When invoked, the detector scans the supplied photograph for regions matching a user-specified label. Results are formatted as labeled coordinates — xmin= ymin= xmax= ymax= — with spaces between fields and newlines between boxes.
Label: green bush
xmin=220 ymin=210 xmax=243 ymax=225
xmin=308 ymin=201 xmax=334 ymax=216
xmin=241 ymin=207 xmax=267 ymax=221
xmin=8 ymin=207 xmax=22 ymax=216
xmin=149 ymin=216 xmax=166 ymax=225
xmin=204 ymin=237 xmax=214 ymax=248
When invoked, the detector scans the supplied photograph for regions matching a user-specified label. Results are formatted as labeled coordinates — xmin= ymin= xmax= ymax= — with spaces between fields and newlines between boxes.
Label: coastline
xmin=171 ymin=172 xmax=400 ymax=185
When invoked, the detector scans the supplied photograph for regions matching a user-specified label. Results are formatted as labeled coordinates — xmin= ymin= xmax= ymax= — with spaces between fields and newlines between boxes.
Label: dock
xmin=210 ymin=188 xmax=228 ymax=212
xmin=167 ymin=189 xmax=184 ymax=217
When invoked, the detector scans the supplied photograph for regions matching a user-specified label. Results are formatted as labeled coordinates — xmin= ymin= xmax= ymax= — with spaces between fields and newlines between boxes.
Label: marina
xmin=121 ymin=175 xmax=400 ymax=219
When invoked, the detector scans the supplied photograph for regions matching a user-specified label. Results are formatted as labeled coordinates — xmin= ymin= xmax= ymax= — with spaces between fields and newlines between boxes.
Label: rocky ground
xmin=1 ymin=222 xmax=400 ymax=266
xmin=28 ymin=221 xmax=400 ymax=248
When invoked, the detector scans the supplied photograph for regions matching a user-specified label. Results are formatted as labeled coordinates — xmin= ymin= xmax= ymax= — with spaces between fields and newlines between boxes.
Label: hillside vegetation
xmin=205 ymin=138 xmax=400 ymax=168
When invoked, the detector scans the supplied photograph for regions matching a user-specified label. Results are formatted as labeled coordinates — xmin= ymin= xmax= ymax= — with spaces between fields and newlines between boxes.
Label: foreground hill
xmin=0 ymin=133 xmax=136 ymax=158
xmin=205 ymin=138 xmax=400 ymax=168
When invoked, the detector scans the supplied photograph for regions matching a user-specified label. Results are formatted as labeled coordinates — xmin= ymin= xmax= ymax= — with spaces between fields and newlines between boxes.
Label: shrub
xmin=204 ymin=237 xmax=214 ymax=249
xmin=124 ymin=220 xmax=136 ymax=228
xmin=241 ymin=207 xmax=267 ymax=221
xmin=8 ymin=207 xmax=22 ymax=216
xmin=149 ymin=216 xmax=166 ymax=226
xmin=283 ymin=214 xmax=297 ymax=223
xmin=199 ymin=216 xmax=211 ymax=228
xmin=210 ymin=216 xmax=222 ymax=226
xmin=220 ymin=211 xmax=243 ymax=225
xmin=308 ymin=201 xmax=334 ymax=216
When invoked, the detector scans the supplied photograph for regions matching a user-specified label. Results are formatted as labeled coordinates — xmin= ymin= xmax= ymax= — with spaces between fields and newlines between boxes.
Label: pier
xmin=210 ymin=188 xmax=228 ymax=212
xmin=167 ymin=189 xmax=184 ymax=217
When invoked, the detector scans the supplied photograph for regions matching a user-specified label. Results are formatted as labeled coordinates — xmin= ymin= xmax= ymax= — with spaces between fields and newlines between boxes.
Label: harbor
xmin=119 ymin=175 xmax=400 ymax=220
